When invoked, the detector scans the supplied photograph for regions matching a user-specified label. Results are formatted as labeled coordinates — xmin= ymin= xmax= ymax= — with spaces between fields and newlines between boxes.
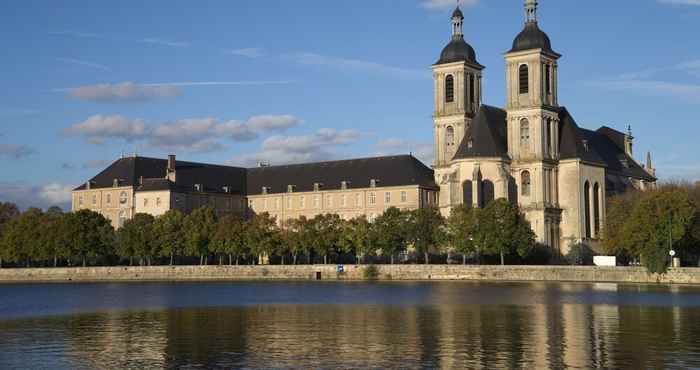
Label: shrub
xmin=363 ymin=264 xmax=379 ymax=280
xmin=566 ymin=243 xmax=595 ymax=265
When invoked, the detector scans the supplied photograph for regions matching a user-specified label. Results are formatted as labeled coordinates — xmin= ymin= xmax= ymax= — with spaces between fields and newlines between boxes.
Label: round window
xmin=119 ymin=191 xmax=128 ymax=205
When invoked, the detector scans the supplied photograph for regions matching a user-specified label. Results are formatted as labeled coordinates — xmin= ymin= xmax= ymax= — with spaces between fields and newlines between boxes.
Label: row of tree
xmin=602 ymin=183 xmax=700 ymax=273
xmin=0 ymin=199 xmax=537 ymax=268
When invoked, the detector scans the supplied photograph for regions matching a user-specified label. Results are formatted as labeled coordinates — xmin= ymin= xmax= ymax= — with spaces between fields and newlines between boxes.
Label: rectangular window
xmin=106 ymin=194 xmax=111 ymax=205
xmin=156 ymin=197 xmax=161 ymax=207
xmin=341 ymin=194 xmax=346 ymax=207
xmin=300 ymin=196 xmax=305 ymax=209
xmin=313 ymin=195 xmax=320 ymax=209
xmin=92 ymin=194 xmax=97 ymax=206
xmin=400 ymin=191 xmax=407 ymax=203
xmin=275 ymin=198 xmax=280 ymax=210
xmin=143 ymin=198 xmax=148 ymax=207
xmin=287 ymin=197 xmax=292 ymax=210
xmin=385 ymin=192 xmax=391 ymax=204
xmin=327 ymin=195 xmax=333 ymax=208
xmin=545 ymin=64 xmax=551 ymax=95
xmin=369 ymin=192 xmax=376 ymax=205
xmin=263 ymin=199 xmax=268 ymax=210
xmin=356 ymin=193 xmax=362 ymax=207
xmin=78 ymin=195 xmax=83 ymax=206
xmin=248 ymin=200 xmax=254 ymax=209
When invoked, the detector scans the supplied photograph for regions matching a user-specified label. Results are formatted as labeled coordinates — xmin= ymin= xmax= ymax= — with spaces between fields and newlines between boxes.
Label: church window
xmin=521 ymin=171 xmax=531 ymax=197
xmin=519 ymin=64 xmax=529 ymax=94
xmin=481 ymin=180 xmax=495 ymax=208
xmin=469 ymin=74 xmax=475 ymax=104
xmin=520 ymin=119 xmax=530 ymax=146
xmin=545 ymin=64 xmax=552 ymax=95
xmin=593 ymin=183 xmax=601 ymax=237
xmin=545 ymin=119 xmax=552 ymax=157
xmin=463 ymin=180 xmax=473 ymax=206
xmin=584 ymin=181 xmax=592 ymax=238
xmin=446 ymin=126 xmax=455 ymax=147
xmin=445 ymin=75 xmax=455 ymax=103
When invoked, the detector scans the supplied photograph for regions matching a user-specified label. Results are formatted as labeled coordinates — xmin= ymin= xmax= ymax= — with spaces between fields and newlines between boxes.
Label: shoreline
xmin=0 ymin=265 xmax=699 ymax=285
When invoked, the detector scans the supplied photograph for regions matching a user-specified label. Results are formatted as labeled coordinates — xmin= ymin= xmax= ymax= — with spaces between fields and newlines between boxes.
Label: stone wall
xmin=0 ymin=265 xmax=699 ymax=284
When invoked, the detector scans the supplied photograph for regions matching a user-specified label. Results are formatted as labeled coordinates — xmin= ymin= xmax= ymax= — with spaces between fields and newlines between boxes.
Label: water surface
xmin=1 ymin=281 xmax=699 ymax=369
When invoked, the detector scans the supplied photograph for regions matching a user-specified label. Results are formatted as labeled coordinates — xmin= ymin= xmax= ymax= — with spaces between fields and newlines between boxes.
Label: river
xmin=1 ymin=281 xmax=699 ymax=369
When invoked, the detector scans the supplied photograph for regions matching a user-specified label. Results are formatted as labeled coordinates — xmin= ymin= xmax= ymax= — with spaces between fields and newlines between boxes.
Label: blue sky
xmin=1 ymin=0 xmax=699 ymax=209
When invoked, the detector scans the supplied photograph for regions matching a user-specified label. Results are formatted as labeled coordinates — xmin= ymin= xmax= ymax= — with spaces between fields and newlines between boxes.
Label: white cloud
xmin=0 ymin=144 xmax=35 ymax=159
xmin=421 ymin=0 xmax=478 ymax=10
xmin=588 ymin=79 xmax=700 ymax=102
xmin=56 ymin=57 xmax=111 ymax=71
xmin=246 ymin=115 xmax=303 ymax=131
xmin=227 ymin=48 xmax=264 ymax=58
xmin=288 ymin=52 xmax=428 ymax=79
xmin=139 ymin=38 xmax=189 ymax=48
xmin=64 ymin=115 xmax=147 ymax=144
xmin=658 ymin=0 xmax=700 ymax=5
xmin=0 ymin=182 xmax=73 ymax=210
xmin=229 ymin=128 xmax=361 ymax=167
xmin=376 ymin=138 xmax=434 ymax=165
xmin=67 ymin=82 xmax=181 ymax=103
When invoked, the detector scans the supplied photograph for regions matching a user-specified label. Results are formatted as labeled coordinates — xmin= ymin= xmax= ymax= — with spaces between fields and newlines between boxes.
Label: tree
xmin=39 ymin=207 xmax=65 ymax=267
xmin=623 ymin=188 xmax=695 ymax=274
xmin=245 ymin=213 xmax=280 ymax=264
xmin=183 ymin=207 xmax=218 ymax=265
xmin=344 ymin=216 xmax=372 ymax=264
xmin=0 ymin=202 xmax=20 ymax=268
xmin=371 ymin=207 xmax=408 ymax=264
xmin=117 ymin=213 xmax=156 ymax=266
xmin=212 ymin=214 xmax=248 ymax=265
xmin=406 ymin=207 xmax=444 ymax=264
xmin=0 ymin=208 xmax=45 ymax=267
xmin=310 ymin=214 xmax=343 ymax=264
xmin=473 ymin=199 xmax=535 ymax=265
xmin=282 ymin=216 xmax=312 ymax=265
xmin=445 ymin=205 xmax=479 ymax=264
xmin=601 ymin=191 xmax=643 ymax=257
xmin=153 ymin=210 xmax=186 ymax=265
xmin=63 ymin=210 xmax=115 ymax=267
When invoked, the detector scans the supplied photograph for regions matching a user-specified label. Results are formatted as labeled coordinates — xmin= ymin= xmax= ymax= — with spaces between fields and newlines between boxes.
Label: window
xmin=92 ymin=194 xmax=97 ymax=206
xmin=262 ymin=186 xmax=269 ymax=195
xmin=593 ymin=183 xmax=601 ymax=237
xmin=263 ymin=199 xmax=268 ymax=210
xmin=327 ymin=195 xmax=333 ymax=208
xmin=341 ymin=181 xmax=349 ymax=190
xmin=78 ymin=195 xmax=84 ymax=207
xmin=445 ymin=75 xmax=455 ymax=103
xmin=520 ymin=119 xmax=530 ymax=147
xmin=143 ymin=198 xmax=148 ymax=207
xmin=385 ymin=192 xmax=391 ymax=204
xmin=481 ymin=180 xmax=495 ymax=208
xmin=299 ymin=196 xmax=305 ymax=209
xmin=248 ymin=199 xmax=254 ymax=209
xmin=463 ymin=180 xmax=473 ymax=206
xmin=356 ymin=193 xmax=363 ymax=207
xmin=446 ymin=126 xmax=455 ymax=147
xmin=370 ymin=179 xmax=378 ymax=188
xmin=369 ymin=192 xmax=376 ymax=205
xmin=106 ymin=194 xmax=111 ymax=205
xmin=400 ymin=191 xmax=407 ymax=203
xmin=519 ymin=64 xmax=529 ymax=94
xmin=287 ymin=185 xmax=296 ymax=193
xmin=314 ymin=183 xmax=322 ymax=192
xmin=118 ymin=210 xmax=126 ymax=228
xmin=313 ymin=195 xmax=320 ymax=209
xmin=156 ymin=197 xmax=161 ymax=207
xmin=584 ymin=181 xmax=592 ymax=238
xmin=287 ymin=197 xmax=292 ymax=210
xmin=469 ymin=74 xmax=475 ymax=104
xmin=341 ymin=194 xmax=347 ymax=207
xmin=119 ymin=191 xmax=128 ymax=205
xmin=545 ymin=118 xmax=552 ymax=157
xmin=521 ymin=171 xmax=531 ymax=197
xmin=545 ymin=64 xmax=551 ymax=95
xmin=275 ymin=198 xmax=280 ymax=210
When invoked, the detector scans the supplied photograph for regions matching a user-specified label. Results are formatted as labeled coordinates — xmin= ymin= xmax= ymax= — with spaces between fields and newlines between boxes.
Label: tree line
xmin=601 ymin=182 xmax=700 ymax=273
xmin=0 ymin=199 xmax=538 ymax=268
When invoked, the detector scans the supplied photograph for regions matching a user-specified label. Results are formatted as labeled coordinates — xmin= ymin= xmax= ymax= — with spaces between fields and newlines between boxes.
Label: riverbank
xmin=0 ymin=265 xmax=699 ymax=284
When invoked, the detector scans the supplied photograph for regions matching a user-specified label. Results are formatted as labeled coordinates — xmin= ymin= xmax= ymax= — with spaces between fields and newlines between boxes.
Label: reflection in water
xmin=1 ymin=282 xmax=700 ymax=369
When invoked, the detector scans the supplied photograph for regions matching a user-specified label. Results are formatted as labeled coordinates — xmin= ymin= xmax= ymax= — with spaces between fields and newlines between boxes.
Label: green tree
xmin=344 ymin=216 xmax=372 ymax=264
xmin=601 ymin=191 xmax=643 ymax=257
xmin=39 ymin=207 xmax=65 ymax=267
xmin=406 ymin=207 xmax=444 ymax=264
xmin=63 ymin=210 xmax=115 ymax=267
xmin=117 ymin=213 xmax=156 ymax=266
xmin=624 ymin=188 xmax=695 ymax=274
xmin=473 ymin=199 xmax=535 ymax=265
xmin=310 ymin=214 xmax=343 ymax=264
xmin=0 ymin=202 xmax=20 ymax=267
xmin=212 ymin=214 xmax=248 ymax=265
xmin=183 ymin=206 xmax=218 ymax=265
xmin=371 ymin=207 xmax=408 ymax=264
xmin=445 ymin=205 xmax=479 ymax=264
xmin=245 ymin=213 xmax=280 ymax=264
xmin=0 ymin=208 xmax=46 ymax=267
xmin=282 ymin=216 xmax=312 ymax=265
xmin=153 ymin=210 xmax=186 ymax=265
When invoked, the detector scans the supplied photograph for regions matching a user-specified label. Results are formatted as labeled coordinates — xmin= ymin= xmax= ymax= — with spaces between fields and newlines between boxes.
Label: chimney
xmin=166 ymin=154 xmax=177 ymax=182
xmin=139 ymin=176 xmax=144 ymax=186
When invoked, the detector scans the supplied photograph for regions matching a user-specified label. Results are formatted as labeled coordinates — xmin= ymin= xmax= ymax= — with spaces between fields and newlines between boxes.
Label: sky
xmin=0 ymin=0 xmax=699 ymax=210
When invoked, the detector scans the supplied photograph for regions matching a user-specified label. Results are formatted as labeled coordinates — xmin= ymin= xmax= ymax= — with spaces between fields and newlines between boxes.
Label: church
xmin=72 ymin=1 xmax=656 ymax=255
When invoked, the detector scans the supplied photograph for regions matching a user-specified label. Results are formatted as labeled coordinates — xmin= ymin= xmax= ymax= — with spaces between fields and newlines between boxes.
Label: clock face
xmin=119 ymin=191 xmax=128 ymax=205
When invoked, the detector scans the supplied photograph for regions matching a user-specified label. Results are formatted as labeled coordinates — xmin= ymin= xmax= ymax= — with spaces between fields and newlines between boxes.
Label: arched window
xmin=593 ymin=183 xmax=601 ymax=237
xmin=521 ymin=171 xmax=531 ymax=197
xmin=446 ymin=126 xmax=455 ymax=147
xmin=118 ymin=210 xmax=126 ymax=228
xmin=519 ymin=64 xmax=529 ymax=94
xmin=584 ymin=181 xmax=591 ymax=238
xmin=469 ymin=74 xmax=475 ymax=104
xmin=463 ymin=180 xmax=473 ymax=206
xmin=545 ymin=64 xmax=552 ymax=95
xmin=481 ymin=180 xmax=495 ymax=208
xmin=545 ymin=118 xmax=552 ymax=158
xmin=445 ymin=75 xmax=454 ymax=103
xmin=520 ymin=119 xmax=530 ymax=147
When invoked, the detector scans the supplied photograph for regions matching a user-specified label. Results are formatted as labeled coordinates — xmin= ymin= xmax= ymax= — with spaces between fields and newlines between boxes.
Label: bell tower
xmin=432 ymin=6 xmax=484 ymax=168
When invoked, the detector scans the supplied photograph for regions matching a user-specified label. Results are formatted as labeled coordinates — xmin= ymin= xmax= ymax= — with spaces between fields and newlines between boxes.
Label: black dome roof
xmin=509 ymin=22 xmax=556 ymax=54
xmin=452 ymin=7 xmax=464 ymax=19
xmin=435 ymin=36 xmax=480 ymax=66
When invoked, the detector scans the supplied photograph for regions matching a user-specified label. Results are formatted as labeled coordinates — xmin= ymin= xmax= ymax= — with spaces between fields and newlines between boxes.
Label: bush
xmin=363 ymin=264 xmax=379 ymax=280
xmin=524 ymin=243 xmax=555 ymax=265
xmin=566 ymin=243 xmax=595 ymax=265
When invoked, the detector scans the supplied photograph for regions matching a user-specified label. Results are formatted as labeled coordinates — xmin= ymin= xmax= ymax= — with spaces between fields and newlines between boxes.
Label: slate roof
xmin=558 ymin=107 xmax=605 ymax=165
xmin=74 ymin=156 xmax=247 ymax=195
xmin=509 ymin=22 xmax=558 ymax=55
xmin=435 ymin=36 xmax=483 ymax=67
xmin=590 ymin=127 xmax=656 ymax=181
xmin=453 ymin=105 xmax=509 ymax=160
xmin=246 ymin=155 xmax=438 ymax=195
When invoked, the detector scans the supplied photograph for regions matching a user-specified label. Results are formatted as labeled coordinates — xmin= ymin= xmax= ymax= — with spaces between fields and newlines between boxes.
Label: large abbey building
xmin=72 ymin=1 xmax=656 ymax=254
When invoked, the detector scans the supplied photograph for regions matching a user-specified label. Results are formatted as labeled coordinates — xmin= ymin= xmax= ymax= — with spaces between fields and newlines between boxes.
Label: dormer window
xmin=370 ymin=179 xmax=379 ymax=188
xmin=223 ymin=186 xmax=232 ymax=194
xmin=261 ymin=186 xmax=270 ymax=195
xmin=113 ymin=179 xmax=120 ymax=188
xmin=582 ymin=140 xmax=589 ymax=152
xmin=287 ymin=184 xmax=296 ymax=193
xmin=194 ymin=184 xmax=203 ymax=192
xmin=341 ymin=181 xmax=350 ymax=190
xmin=313 ymin=183 xmax=323 ymax=192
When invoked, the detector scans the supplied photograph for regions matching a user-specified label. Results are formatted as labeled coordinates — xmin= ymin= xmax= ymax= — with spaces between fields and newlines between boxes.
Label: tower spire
xmin=525 ymin=0 xmax=538 ymax=23
xmin=451 ymin=5 xmax=464 ymax=39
